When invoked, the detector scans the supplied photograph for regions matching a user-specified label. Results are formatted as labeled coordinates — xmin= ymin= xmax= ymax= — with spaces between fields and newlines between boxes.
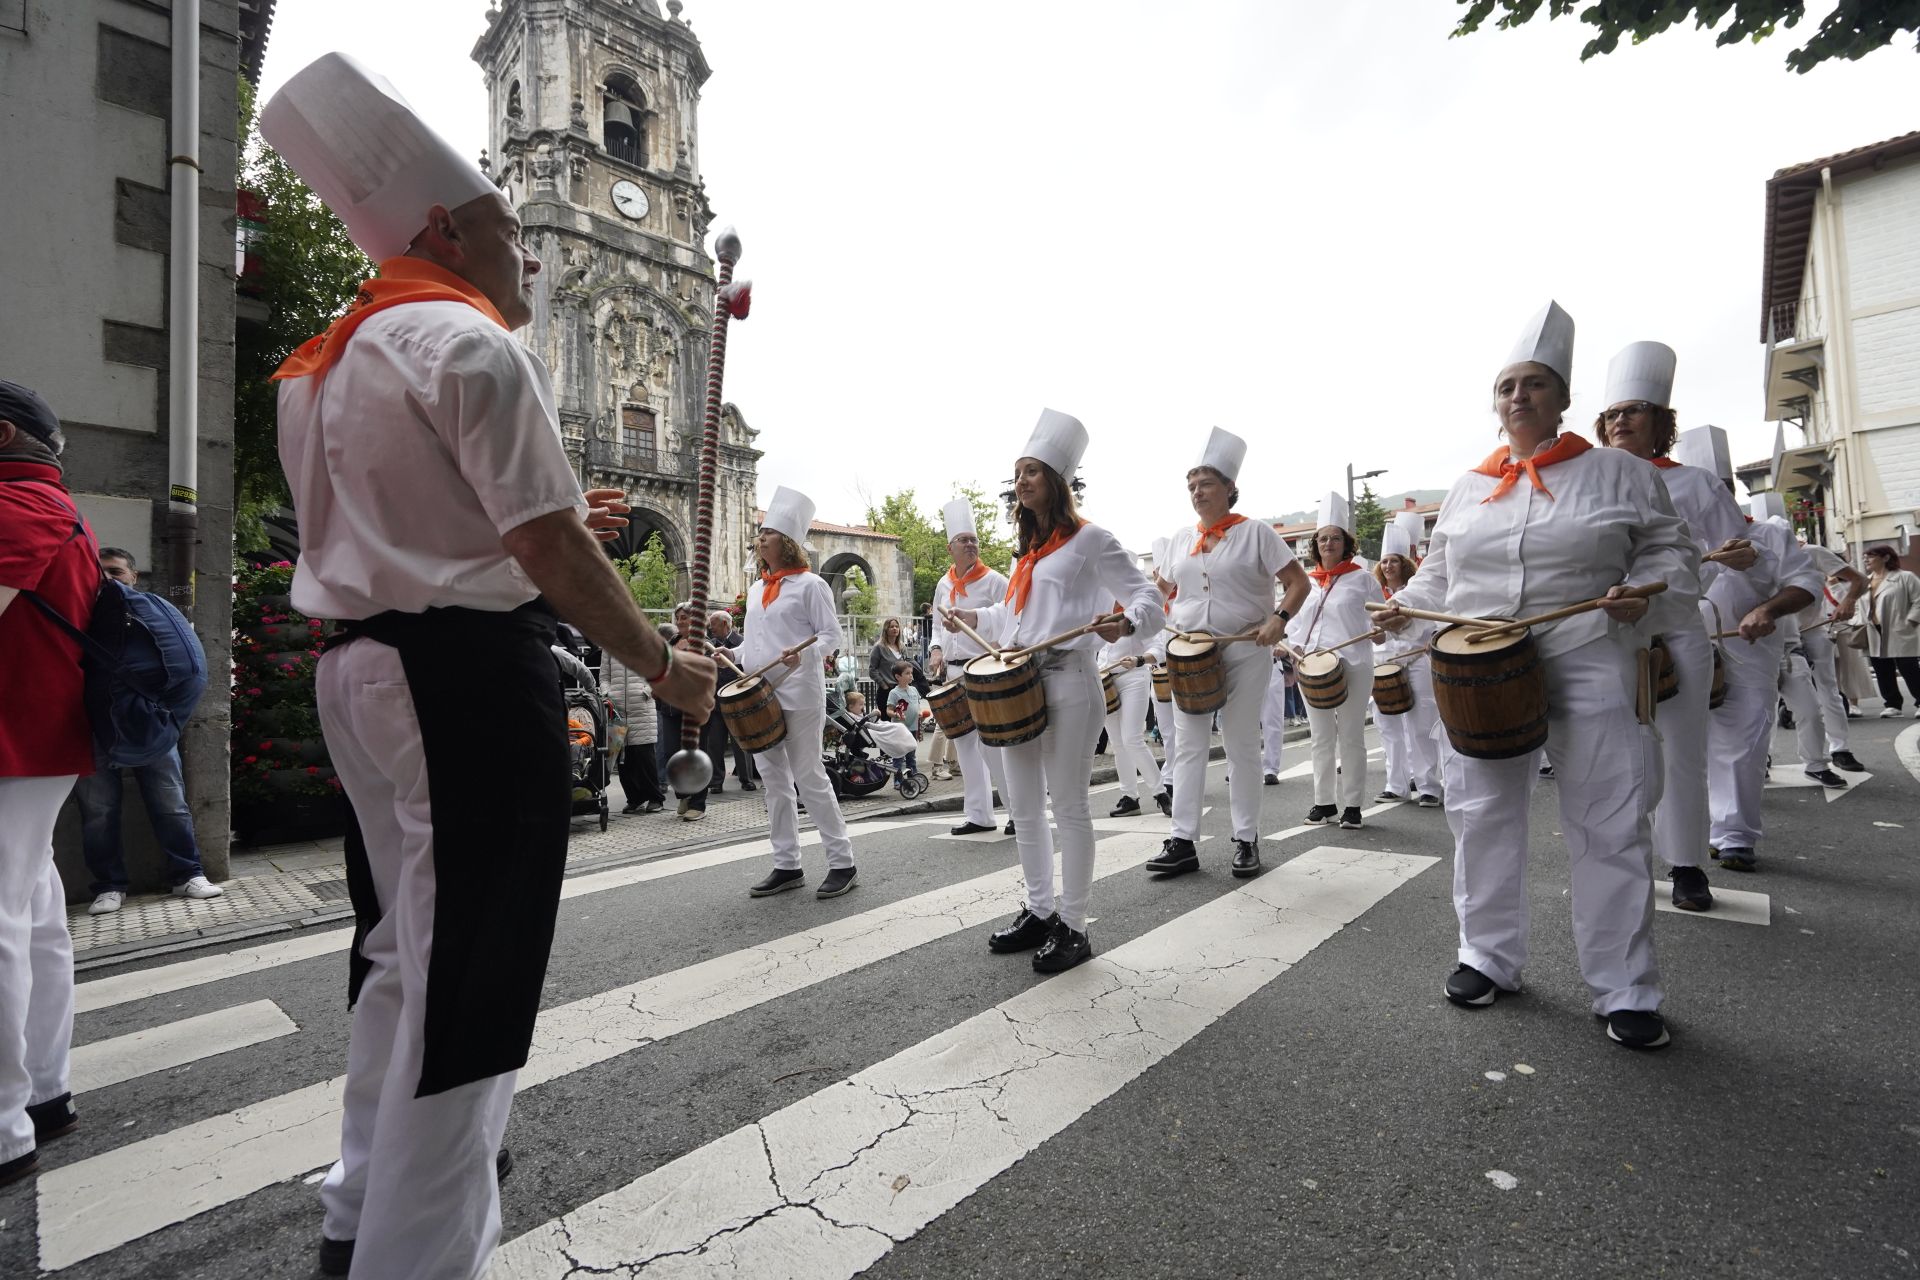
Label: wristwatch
xmin=1273 ymin=607 xmax=1291 ymax=622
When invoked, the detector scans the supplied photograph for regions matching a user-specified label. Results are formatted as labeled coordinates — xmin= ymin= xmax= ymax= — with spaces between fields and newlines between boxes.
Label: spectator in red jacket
xmin=0 ymin=379 xmax=99 ymax=1186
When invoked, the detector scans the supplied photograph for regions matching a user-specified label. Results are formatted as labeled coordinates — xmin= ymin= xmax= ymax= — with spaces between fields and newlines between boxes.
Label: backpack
xmin=6 ymin=481 xmax=209 ymax=768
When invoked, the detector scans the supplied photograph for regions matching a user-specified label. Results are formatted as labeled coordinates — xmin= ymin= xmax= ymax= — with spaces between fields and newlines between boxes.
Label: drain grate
xmin=308 ymin=877 xmax=353 ymax=902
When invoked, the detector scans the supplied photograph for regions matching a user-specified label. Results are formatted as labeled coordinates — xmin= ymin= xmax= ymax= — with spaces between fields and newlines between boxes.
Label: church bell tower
xmin=472 ymin=0 xmax=761 ymax=596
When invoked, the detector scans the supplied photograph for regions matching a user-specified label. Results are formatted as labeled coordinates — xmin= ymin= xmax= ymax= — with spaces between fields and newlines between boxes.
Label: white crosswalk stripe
xmin=68 ymin=1000 xmax=299 ymax=1094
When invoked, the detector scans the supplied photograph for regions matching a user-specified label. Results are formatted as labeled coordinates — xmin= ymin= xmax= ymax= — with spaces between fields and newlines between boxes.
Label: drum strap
xmin=1302 ymin=575 xmax=1340 ymax=650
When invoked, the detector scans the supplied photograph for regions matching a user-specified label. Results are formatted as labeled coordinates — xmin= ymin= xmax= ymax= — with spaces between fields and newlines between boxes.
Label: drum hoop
xmin=1300 ymin=652 xmax=1344 ymax=676
xmin=965 ymin=654 xmax=1026 ymax=677
xmin=1168 ymin=636 xmax=1217 ymax=657
xmin=1433 ymin=620 xmax=1528 ymax=655
xmin=720 ymin=676 xmax=764 ymax=698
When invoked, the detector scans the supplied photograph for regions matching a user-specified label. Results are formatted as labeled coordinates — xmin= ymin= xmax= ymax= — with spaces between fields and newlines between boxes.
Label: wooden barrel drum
xmin=1101 ymin=670 xmax=1120 ymax=715
xmin=1297 ymin=652 xmax=1347 ymax=710
xmin=1152 ymin=667 xmax=1172 ymax=703
xmin=1166 ymin=635 xmax=1227 ymax=715
xmin=1709 ymin=646 xmax=1726 ymax=710
xmin=1429 ymin=622 xmax=1548 ymax=760
xmin=718 ymin=676 xmax=787 ymax=753
xmin=928 ymin=680 xmax=976 ymax=739
xmin=1650 ymin=636 xmax=1678 ymax=703
xmin=1371 ymin=663 xmax=1413 ymax=715
xmin=963 ymin=653 xmax=1048 ymax=747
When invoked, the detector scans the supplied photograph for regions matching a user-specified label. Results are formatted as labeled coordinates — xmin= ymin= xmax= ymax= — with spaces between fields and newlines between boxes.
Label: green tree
xmin=1452 ymin=1 xmax=1919 ymax=74
xmin=864 ymin=489 xmax=952 ymax=609
xmin=1353 ymin=483 xmax=1387 ymax=561
xmin=843 ymin=566 xmax=879 ymax=642
xmin=615 ymin=531 xmax=679 ymax=611
xmin=233 ymin=76 xmax=373 ymax=551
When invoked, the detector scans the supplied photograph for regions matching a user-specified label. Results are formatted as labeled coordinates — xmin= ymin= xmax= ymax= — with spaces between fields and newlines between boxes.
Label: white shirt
xmin=1286 ymin=568 xmax=1386 ymax=652
xmin=1654 ymin=462 xmax=1748 ymax=594
xmin=1373 ymin=590 xmax=1436 ymax=662
xmin=1704 ymin=519 xmax=1822 ymax=638
xmin=970 ymin=522 xmax=1164 ymax=654
xmin=1795 ymin=543 xmax=1848 ymax=630
xmin=1392 ymin=444 xmax=1700 ymax=661
xmin=1165 ymin=518 xmax=1293 ymax=634
xmin=1098 ymin=628 xmax=1155 ymax=669
xmin=278 ymin=301 xmax=585 ymax=619
xmin=932 ymin=563 xmax=1010 ymax=662
xmin=740 ymin=571 xmax=841 ymax=710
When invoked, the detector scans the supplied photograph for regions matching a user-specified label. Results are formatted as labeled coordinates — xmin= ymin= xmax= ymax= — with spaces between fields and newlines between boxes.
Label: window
xmin=603 ymin=75 xmax=646 ymax=168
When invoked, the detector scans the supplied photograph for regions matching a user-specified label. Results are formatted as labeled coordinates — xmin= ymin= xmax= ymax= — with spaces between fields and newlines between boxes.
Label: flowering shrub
xmin=231 ymin=560 xmax=339 ymax=808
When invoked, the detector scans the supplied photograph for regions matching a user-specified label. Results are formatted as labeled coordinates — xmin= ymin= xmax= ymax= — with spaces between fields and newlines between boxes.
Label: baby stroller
xmin=554 ymin=645 xmax=610 ymax=831
xmin=824 ymin=712 xmax=926 ymax=800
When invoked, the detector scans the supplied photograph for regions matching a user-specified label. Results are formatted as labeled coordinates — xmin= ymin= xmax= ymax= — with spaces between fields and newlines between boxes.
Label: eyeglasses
xmin=1602 ymin=402 xmax=1655 ymax=424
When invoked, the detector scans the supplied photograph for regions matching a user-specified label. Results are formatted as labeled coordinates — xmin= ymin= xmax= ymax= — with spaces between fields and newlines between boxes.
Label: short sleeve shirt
xmin=0 ymin=463 xmax=101 ymax=776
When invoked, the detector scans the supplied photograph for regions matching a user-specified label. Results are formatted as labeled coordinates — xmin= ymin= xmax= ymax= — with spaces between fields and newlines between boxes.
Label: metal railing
xmin=587 ymin=439 xmax=693 ymax=480
xmin=1766 ymin=294 xmax=1823 ymax=347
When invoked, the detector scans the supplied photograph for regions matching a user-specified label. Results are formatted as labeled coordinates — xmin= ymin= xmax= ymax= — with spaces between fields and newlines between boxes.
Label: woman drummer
xmin=1380 ymin=302 xmax=1698 ymax=1050
xmin=1593 ymin=342 xmax=1755 ymax=912
xmin=738 ymin=486 xmax=860 ymax=900
xmin=1287 ymin=492 xmax=1385 ymax=829
xmin=946 ymin=409 xmax=1164 ymax=973
xmin=1098 ymin=600 xmax=1159 ymax=818
xmin=1370 ymin=527 xmax=1441 ymax=807
xmin=1147 ymin=428 xmax=1308 ymax=879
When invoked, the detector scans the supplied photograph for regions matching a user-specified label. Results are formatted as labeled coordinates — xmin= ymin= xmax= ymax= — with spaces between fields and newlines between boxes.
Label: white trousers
xmin=1156 ymin=687 xmax=1178 ymax=791
xmin=1442 ymin=638 xmax=1664 ymax=1016
xmin=1305 ymin=652 xmax=1374 ymax=810
xmin=1260 ymin=661 xmax=1288 ymax=775
xmin=1000 ymin=652 xmax=1102 ymax=930
xmin=1780 ymin=648 xmax=1828 ymax=770
xmin=753 ymin=695 xmax=854 ymax=872
xmin=0 ymin=774 xmax=75 ymax=1164
xmin=1375 ymin=659 xmax=1440 ymax=796
xmin=1103 ymin=666 xmax=1156 ymax=801
xmin=1651 ymin=625 xmax=1712 ymax=870
xmin=1797 ymin=627 xmax=1850 ymax=755
xmin=950 ymin=720 xmax=1007 ymax=826
xmin=1172 ymin=643 xmax=1267 ymax=843
xmin=1707 ymin=632 xmax=1783 ymax=851
xmin=316 ymin=642 xmax=515 ymax=1280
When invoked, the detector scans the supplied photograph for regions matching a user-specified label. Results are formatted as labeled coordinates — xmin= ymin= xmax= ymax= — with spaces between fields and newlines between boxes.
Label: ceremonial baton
xmin=1005 ymin=612 xmax=1128 ymax=662
xmin=1464 ymin=582 xmax=1667 ymax=645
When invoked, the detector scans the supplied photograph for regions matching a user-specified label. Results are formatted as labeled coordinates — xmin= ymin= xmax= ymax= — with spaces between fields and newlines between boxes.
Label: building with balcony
xmin=1761 ymin=131 xmax=1920 ymax=556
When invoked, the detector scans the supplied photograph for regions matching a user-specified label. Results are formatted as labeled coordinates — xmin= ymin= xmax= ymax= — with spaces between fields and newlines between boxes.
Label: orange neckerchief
xmin=1309 ymin=560 xmax=1361 ymax=589
xmin=272 ymin=258 xmax=507 ymax=381
xmin=1472 ymin=432 xmax=1594 ymax=503
xmin=1650 ymin=456 xmax=1681 ymax=470
xmin=946 ymin=561 xmax=989 ymax=601
xmin=760 ymin=567 xmax=806 ymax=607
xmin=1006 ymin=522 xmax=1082 ymax=614
xmin=1191 ymin=513 xmax=1248 ymax=555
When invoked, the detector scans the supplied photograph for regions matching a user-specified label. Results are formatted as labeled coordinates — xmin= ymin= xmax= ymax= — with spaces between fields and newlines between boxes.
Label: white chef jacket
xmin=1165 ymin=518 xmax=1293 ymax=635
xmin=1705 ymin=519 xmax=1821 ymax=632
xmin=932 ymin=563 xmax=1011 ymax=663
xmin=740 ymin=572 xmax=841 ymax=710
xmin=971 ymin=522 xmax=1164 ymax=653
xmin=277 ymin=300 xmax=586 ymax=619
xmin=1795 ymin=544 xmax=1848 ymax=630
xmin=1393 ymin=443 xmax=1699 ymax=661
xmin=1286 ymin=567 xmax=1386 ymax=651
xmin=1654 ymin=462 xmax=1748 ymax=596
xmin=1098 ymin=628 xmax=1156 ymax=668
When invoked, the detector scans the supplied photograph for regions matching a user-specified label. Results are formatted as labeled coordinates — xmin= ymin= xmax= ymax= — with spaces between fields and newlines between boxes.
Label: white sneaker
xmin=1881 ymin=707 xmax=1898 ymax=718
xmin=172 ymin=876 xmax=224 ymax=900
xmin=88 ymin=891 xmax=124 ymax=915
xmin=1913 ymin=706 xmax=1920 ymax=719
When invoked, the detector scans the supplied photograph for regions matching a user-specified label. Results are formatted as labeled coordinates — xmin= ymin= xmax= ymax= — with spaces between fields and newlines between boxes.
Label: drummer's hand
xmin=1118 ymin=656 xmax=1137 ymax=670
xmin=653 ymin=648 xmax=717 ymax=719
xmin=1714 ymin=538 xmax=1759 ymax=571
xmin=1091 ymin=612 xmax=1131 ymax=642
xmin=582 ymin=488 xmax=632 ymax=542
xmin=1254 ymin=613 xmax=1288 ymax=648
xmin=1737 ymin=607 xmax=1777 ymax=643
xmin=944 ymin=609 xmax=977 ymax=632
xmin=1375 ymin=605 xmax=1411 ymax=633
xmin=1599 ymin=585 xmax=1650 ymax=624
xmin=781 ymin=652 xmax=803 ymax=672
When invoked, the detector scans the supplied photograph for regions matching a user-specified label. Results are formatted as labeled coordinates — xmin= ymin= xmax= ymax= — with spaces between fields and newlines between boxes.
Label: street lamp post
xmin=1346 ymin=463 xmax=1387 ymax=517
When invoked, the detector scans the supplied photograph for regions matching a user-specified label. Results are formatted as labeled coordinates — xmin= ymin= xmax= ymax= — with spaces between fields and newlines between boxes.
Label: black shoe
xmin=817 ymin=866 xmax=858 ymax=899
xmin=1339 ymin=807 xmax=1363 ymax=829
xmin=1032 ymin=920 xmax=1093 ymax=973
xmin=1778 ymin=706 xmax=1796 ymax=730
xmin=1263 ymin=772 xmax=1279 ymax=786
xmin=749 ymin=868 xmax=807 ymax=897
xmin=1444 ymin=964 xmax=1503 ymax=1008
xmin=26 ymin=1093 xmax=77 ymax=1142
xmin=1538 ymin=763 xmax=1555 ymax=779
xmin=1004 ymin=820 xmax=1016 ymax=835
xmin=1153 ymin=789 xmax=1172 ymax=816
xmin=1605 ymin=1008 xmax=1671 ymax=1050
xmin=622 ymin=802 xmax=643 ymax=814
xmin=1145 ymin=837 xmax=1199 ymax=875
xmin=641 ymin=800 xmax=665 ymax=814
xmin=1230 ymin=839 xmax=1260 ymax=878
xmin=1829 ymin=750 xmax=1866 ymax=773
xmin=0 ymin=1149 xmax=36 ymax=1189
xmin=1109 ymin=795 xmax=1142 ymax=817
xmin=740 ymin=780 xmax=759 ymax=792
xmin=949 ymin=821 xmax=997 ymax=835
xmin=988 ymin=906 xmax=1057 ymax=953
xmin=1304 ymin=804 xmax=1337 ymax=825
xmin=709 ymin=783 xmax=725 ymax=794
xmin=1717 ymin=848 xmax=1757 ymax=873
xmin=1805 ymin=767 xmax=1848 ymax=788
xmin=1669 ymin=865 xmax=1713 ymax=911
xmin=1416 ymin=793 xmax=1442 ymax=808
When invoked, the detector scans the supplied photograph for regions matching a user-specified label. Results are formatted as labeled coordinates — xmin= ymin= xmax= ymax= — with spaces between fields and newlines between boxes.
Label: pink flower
xmin=247 ymin=688 xmax=263 ymax=696
xmin=241 ymin=755 xmax=257 ymax=764
xmin=259 ymin=741 xmax=272 ymax=750
xmin=306 ymin=766 xmax=321 ymax=776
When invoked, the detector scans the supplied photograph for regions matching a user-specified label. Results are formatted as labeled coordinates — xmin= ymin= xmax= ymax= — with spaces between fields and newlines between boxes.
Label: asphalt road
xmin=6 ymin=718 xmax=1916 ymax=1280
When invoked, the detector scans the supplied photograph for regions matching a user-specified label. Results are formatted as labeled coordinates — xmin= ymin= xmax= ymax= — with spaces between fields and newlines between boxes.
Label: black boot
xmin=1145 ymin=836 xmax=1199 ymax=875
xmin=1230 ymin=839 xmax=1261 ymax=878
xmin=988 ymin=906 xmax=1057 ymax=953
xmin=1032 ymin=919 xmax=1093 ymax=973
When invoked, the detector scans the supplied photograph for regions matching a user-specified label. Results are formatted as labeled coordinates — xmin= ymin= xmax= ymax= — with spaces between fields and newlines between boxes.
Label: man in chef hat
xmin=261 ymin=53 xmax=715 ymax=1278
xmin=932 ymin=497 xmax=1012 ymax=834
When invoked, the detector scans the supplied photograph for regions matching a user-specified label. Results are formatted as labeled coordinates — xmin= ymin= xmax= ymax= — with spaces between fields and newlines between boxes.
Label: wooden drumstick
xmin=1005 ymin=612 xmax=1128 ymax=661
xmin=740 ymin=635 xmax=818 ymax=684
xmin=1465 ymin=582 xmax=1669 ymax=645
xmin=1387 ymin=644 xmax=1431 ymax=663
xmin=1307 ymin=629 xmax=1386 ymax=658
xmin=1703 ymin=543 xmax=1753 ymax=565
xmin=939 ymin=606 xmax=1003 ymax=658
xmin=1365 ymin=601 xmax=1503 ymax=632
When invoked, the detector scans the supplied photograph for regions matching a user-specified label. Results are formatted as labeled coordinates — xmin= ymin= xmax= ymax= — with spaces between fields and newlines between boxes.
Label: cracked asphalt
xmin=6 ymin=720 xmax=1916 ymax=1280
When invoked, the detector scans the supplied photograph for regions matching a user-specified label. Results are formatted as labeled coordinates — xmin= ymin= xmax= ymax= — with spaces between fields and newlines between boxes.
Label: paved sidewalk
xmin=69 ymin=728 xmax=1276 ymax=964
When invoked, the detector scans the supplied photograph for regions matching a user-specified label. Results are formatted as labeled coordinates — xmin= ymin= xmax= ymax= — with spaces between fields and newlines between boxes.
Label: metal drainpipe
xmin=1819 ymin=167 xmax=1868 ymax=560
xmin=166 ymin=0 xmax=201 ymax=608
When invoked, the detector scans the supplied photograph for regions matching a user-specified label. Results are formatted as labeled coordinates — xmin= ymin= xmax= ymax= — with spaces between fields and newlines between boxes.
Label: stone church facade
xmin=471 ymin=0 xmax=760 ymax=602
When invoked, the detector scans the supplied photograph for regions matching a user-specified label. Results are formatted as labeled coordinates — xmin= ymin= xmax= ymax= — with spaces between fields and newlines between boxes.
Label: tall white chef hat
xmin=1018 ymin=408 xmax=1089 ymax=480
xmin=260 ymin=52 xmax=501 ymax=262
xmin=1392 ymin=509 xmax=1425 ymax=542
xmin=1750 ymin=492 xmax=1789 ymax=524
xmin=1603 ymin=341 xmax=1677 ymax=410
xmin=1503 ymin=300 xmax=1576 ymax=386
xmin=941 ymin=498 xmax=977 ymax=542
xmin=1192 ymin=427 xmax=1247 ymax=485
xmin=1381 ymin=525 xmax=1413 ymax=560
xmin=1673 ymin=425 xmax=1733 ymax=482
xmin=1316 ymin=491 xmax=1351 ymax=533
xmin=761 ymin=486 xmax=816 ymax=542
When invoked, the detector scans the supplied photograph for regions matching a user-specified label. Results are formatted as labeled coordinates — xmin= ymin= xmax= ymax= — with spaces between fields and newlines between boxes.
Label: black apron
xmin=333 ymin=600 xmax=569 ymax=1098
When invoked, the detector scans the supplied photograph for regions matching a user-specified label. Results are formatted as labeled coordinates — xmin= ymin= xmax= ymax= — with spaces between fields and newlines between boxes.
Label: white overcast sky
xmin=260 ymin=1 xmax=1915 ymax=548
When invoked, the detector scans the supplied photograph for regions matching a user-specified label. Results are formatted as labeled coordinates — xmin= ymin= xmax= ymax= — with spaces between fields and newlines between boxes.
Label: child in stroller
xmin=553 ymin=644 xmax=612 ymax=831
xmin=825 ymin=693 xmax=929 ymax=800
